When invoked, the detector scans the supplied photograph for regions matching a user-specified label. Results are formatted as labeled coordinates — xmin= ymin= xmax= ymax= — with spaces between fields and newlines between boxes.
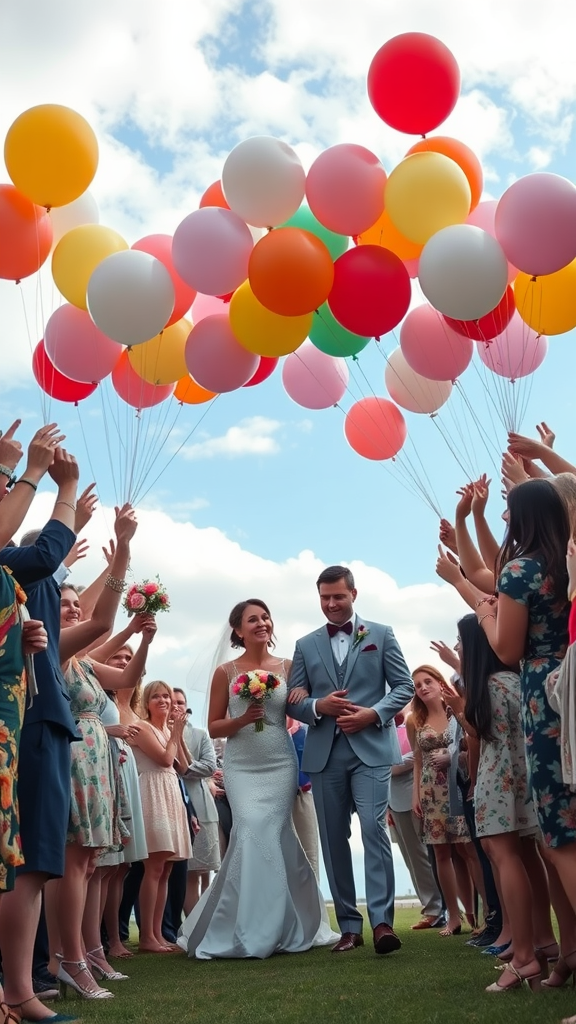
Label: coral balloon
xmin=282 ymin=342 xmax=349 ymax=410
xmin=32 ymin=341 xmax=97 ymax=402
xmin=406 ymin=137 xmax=483 ymax=211
xmin=495 ymin=173 xmax=576 ymax=277
xmin=477 ymin=313 xmax=548 ymax=380
xmin=172 ymin=208 xmax=253 ymax=297
xmin=112 ymin=351 xmax=174 ymax=408
xmin=356 ymin=209 xmax=422 ymax=261
xmin=328 ymin=246 xmax=411 ymax=338
xmin=419 ymin=225 xmax=508 ymax=320
xmin=222 ymin=136 xmax=305 ymax=228
xmin=243 ymin=357 xmax=279 ymax=387
xmin=52 ymin=224 xmax=128 ymax=310
xmin=5 ymin=104 xmax=98 ymax=208
xmin=0 ymin=184 xmax=52 ymax=280
xmin=386 ymin=152 xmax=471 ymax=245
xmin=400 ymin=304 xmax=473 ymax=381
xmin=310 ymin=304 xmax=370 ymax=358
xmin=248 ymin=227 xmax=334 ymax=316
xmin=229 ymin=281 xmax=312 ymax=357
xmin=282 ymin=204 xmax=348 ymax=261
xmin=514 ymin=262 xmax=576 ymax=337
xmin=367 ymin=33 xmax=460 ymax=135
xmin=344 ymin=397 xmax=406 ymax=461
xmin=467 ymin=201 xmax=518 ymax=284
xmin=87 ymin=250 xmax=175 ymax=346
xmin=385 ymin=348 xmax=452 ymax=413
xmin=199 ymin=181 xmax=229 ymax=209
xmin=191 ymin=293 xmax=230 ymax=322
xmin=128 ymin=319 xmax=190 ymax=385
xmin=306 ymin=144 xmax=387 ymax=236
xmin=174 ymin=376 xmax=217 ymax=404
xmin=50 ymin=191 xmax=99 ymax=247
xmin=185 ymin=315 xmax=259 ymax=392
xmin=44 ymin=304 xmax=122 ymax=383
xmin=444 ymin=286 xmax=515 ymax=341
xmin=132 ymin=234 xmax=196 ymax=327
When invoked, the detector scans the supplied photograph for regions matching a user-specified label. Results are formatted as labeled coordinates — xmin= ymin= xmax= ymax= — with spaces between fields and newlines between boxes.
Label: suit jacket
xmin=288 ymin=617 xmax=414 ymax=773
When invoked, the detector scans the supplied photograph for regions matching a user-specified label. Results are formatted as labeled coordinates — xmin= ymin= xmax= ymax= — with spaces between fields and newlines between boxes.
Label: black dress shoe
xmin=373 ymin=924 xmax=401 ymax=954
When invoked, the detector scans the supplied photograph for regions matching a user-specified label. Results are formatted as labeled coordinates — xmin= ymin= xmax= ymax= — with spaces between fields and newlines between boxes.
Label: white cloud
xmin=180 ymin=416 xmax=282 ymax=459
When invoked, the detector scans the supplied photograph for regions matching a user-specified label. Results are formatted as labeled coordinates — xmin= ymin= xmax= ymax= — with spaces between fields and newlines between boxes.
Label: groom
xmin=288 ymin=565 xmax=414 ymax=954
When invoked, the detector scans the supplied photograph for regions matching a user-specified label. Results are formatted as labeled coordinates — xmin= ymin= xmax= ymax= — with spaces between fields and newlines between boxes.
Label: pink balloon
xmin=467 ymin=201 xmax=517 ymax=285
xmin=185 ymin=315 xmax=259 ymax=392
xmin=495 ymin=174 xmax=576 ymax=277
xmin=132 ymin=234 xmax=196 ymax=326
xmin=172 ymin=207 xmax=253 ymax=296
xmin=477 ymin=312 xmax=548 ymax=380
xmin=306 ymin=144 xmax=387 ymax=236
xmin=400 ymin=303 xmax=473 ymax=381
xmin=282 ymin=341 xmax=349 ymax=409
xmin=44 ymin=304 xmax=123 ymax=383
xmin=111 ymin=351 xmax=174 ymax=408
xmin=403 ymin=257 xmax=420 ymax=278
xmin=191 ymin=293 xmax=229 ymax=323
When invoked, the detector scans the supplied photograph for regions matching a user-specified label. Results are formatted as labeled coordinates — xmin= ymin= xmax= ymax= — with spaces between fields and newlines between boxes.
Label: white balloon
xmin=87 ymin=250 xmax=175 ymax=347
xmin=419 ymin=225 xmax=508 ymax=321
xmin=49 ymin=191 xmax=99 ymax=247
xmin=222 ymin=136 xmax=306 ymax=228
xmin=384 ymin=348 xmax=452 ymax=414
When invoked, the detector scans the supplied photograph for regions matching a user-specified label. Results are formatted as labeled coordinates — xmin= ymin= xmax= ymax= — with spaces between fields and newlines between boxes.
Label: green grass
xmin=57 ymin=909 xmax=576 ymax=1024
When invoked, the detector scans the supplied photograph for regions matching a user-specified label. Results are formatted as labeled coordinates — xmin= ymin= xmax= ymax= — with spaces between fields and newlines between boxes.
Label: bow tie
xmin=327 ymin=621 xmax=353 ymax=637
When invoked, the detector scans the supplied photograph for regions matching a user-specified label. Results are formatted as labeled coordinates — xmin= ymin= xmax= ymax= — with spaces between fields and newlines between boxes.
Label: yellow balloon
xmin=385 ymin=152 xmax=471 ymax=245
xmin=52 ymin=225 xmax=128 ymax=309
xmin=4 ymin=104 xmax=99 ymax=208
xmin=514 ymin=261 xmax=576 ymax=336
xmin=229 ymin=281 xmax=312 ymax=357
xmin=128 ymin=319 xmax=191 ymax=385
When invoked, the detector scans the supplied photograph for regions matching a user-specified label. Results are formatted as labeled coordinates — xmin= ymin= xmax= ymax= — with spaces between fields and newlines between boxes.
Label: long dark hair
xmin=497 ymin=479 xmax=570 ymax=601
xmin=459 ymin=614 xmax=510 ymax=742
xmin=228 ymin=599 xmax=276 ymax=649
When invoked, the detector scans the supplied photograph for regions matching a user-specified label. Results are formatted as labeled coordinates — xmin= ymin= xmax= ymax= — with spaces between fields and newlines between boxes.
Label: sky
xmin=2 ymin=0 xmax=576 ymax=895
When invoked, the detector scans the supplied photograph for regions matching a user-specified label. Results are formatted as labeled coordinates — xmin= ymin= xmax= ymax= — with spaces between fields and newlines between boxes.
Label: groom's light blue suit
xmin=288 ymin=616 xmax=414 ymax=934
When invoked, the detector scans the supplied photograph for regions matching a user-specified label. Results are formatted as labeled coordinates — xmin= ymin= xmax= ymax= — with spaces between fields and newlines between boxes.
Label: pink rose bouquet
xmin=231 ymin=670 xmax=281 ymax=732
xmin=124 ymin=577 xmax=170 ymax=616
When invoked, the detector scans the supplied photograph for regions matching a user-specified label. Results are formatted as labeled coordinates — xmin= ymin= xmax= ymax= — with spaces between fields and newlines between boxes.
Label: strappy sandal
xmin=486 ymin=962 xmax=542 ymax=992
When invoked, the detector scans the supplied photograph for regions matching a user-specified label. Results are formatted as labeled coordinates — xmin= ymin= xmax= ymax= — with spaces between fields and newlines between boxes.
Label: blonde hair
xmin=141 ymin=679 xmax=173 ymax=720
xmin=552 ymin=473 xmax=576 ymax=538
xmin=410 ymin=664 xmax=449 ymax=729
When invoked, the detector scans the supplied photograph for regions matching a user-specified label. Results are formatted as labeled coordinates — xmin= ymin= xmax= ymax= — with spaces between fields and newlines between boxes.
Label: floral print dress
xmin=0 ymin=567 xmax=26 ymax=891
xmin=498 ymin=556 xmax=575 ymax=847
xmin=417 ymin=722 xmax=470 ymax=845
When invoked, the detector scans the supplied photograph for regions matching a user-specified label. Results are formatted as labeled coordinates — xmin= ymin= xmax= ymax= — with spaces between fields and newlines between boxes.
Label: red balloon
xmin=444 ymin=285 xmax=516 ymax=341
xmin=243 ymin=356 xmax=279 ymax=387
xmin=0 ymin=184 xmax=53 ymax=281
xmin=344 ymin=397 xmax=407 ymax=460
xmin=328 ymin=246 xmax=411 ymax=338
xmin=132 ymin=234 xmax=196 ymax=327
xmin=112 ymin=351 xmax=174 ymax=409
xmin=199 ymin=181 xmax=230 ymax=210
xmin=367 ymin=33 xmax=460 ymax=135
xmin=32 ymin=340 xmax=97 ymax=403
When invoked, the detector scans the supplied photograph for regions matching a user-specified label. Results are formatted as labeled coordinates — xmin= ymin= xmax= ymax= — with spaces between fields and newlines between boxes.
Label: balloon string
xmin=135 ymin=396 xmax=221 ymax=505
xmin=130 ymin=397 xmax=183 ymax=506
xmin=74 ymin=404 xmax=114 ymax=538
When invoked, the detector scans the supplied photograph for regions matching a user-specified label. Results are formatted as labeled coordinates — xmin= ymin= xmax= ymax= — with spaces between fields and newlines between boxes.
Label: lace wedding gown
xmin=178 ymin=665 xmax=339 ymax=959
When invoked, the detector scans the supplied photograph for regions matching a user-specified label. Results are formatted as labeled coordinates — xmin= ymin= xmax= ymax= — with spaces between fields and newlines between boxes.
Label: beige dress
xmin=133 ymin=725 xmax=192 ymax=860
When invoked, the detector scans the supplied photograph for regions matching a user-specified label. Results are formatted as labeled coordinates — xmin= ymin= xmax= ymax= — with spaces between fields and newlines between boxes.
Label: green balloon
xmin=282 ymin=205 xmax=348 ymax=261
xmin=310 ymin=304 xmax=371 ymax=357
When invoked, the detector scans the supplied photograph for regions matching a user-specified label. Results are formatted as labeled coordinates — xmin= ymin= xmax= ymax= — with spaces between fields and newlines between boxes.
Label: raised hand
xmin=131 ymin=612 xmax=156 ymax=634
xmin=501 ymin=450 xmax=529 ymax=493
xmin=114 ymin=504 xmax=138 ymax=545
xmin=435 ymin=544 xmax=462 ymax=586
xmin=430 ymin=640 xmax=460 ymax=673
xmin=455 ymin=483 xmax=474 ymax=520
xmin=102 ymin=538 xmax=116 ymax=565
xmin=536 ymin=422 xmax=555 ymax=449
xmin=141 ymin=618 xmax=157 ymax=645
xmin=507 ymin=431 xmax=543 ymax=460
xmin=24 ymin=423 xmax=65 ymax=480
xmin=64 ymin=538 xmax=90 ymax=568
xmin=471 ymin=474 xmax=491 ymax=516
xmin=74 ymin=483 xmax=98 ymax=532
xmin=21 ymin=619 xmax=48 ymax=655
xmin=0 ymin=420 xmax=23 ymax=474
xmin=48 ymin=447 xmax=80 ymax=485
xmin=439 ymin=519 xmax=458 ymax=556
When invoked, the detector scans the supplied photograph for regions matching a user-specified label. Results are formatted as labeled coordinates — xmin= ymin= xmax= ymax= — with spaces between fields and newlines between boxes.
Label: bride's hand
xmin=241 ymin=702 xmax=265 ymax=726
xmin=288 ymin=687 xmax=308 ymax=705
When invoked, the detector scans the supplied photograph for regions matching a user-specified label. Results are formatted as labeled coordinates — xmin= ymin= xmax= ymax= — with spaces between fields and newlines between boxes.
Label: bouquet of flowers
xmin=232 ymin=670 xmax=281 ymax=732
xmin=124 ymin=577 xmax=170 ymax=616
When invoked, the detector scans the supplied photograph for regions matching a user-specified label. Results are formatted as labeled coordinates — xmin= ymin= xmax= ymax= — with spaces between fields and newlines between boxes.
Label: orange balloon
xmin=406 ymin=136 xmax=483 ymax=210
xmin=199 ymin=181 xmax=229 ymax=209
xmin=174 ymin=375 xmax=217 ymax=404
xmin=356 ymin=209 xmax=422 ymax=260
xmin=248 ymin=227 xmax=334 ymax=316
xmin=0 ymin=184 xmax=53 ymax=281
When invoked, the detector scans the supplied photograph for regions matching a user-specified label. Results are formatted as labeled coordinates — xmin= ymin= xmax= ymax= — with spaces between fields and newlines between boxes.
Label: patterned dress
xmin=416 ymin=722 xmax=470 ymax=845
xmin=0 ymin=567 xmax=26 ymax=891
xmin=498 ymin=557 xmax=575 ymax=847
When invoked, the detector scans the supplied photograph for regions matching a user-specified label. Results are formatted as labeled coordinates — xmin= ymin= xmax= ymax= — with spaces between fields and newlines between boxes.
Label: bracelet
xmin=14 ymin=477 xmax=37 ymax=491
xmin=475 ymin=597 xmax=493 ymax=609
xmin=478 ymin=613 xmax=496 ymax=626
xmin=105 ymin=573 xmax=127 ymax=593
xmin=0 ymin=464 xmax=17 ymax=487
xmin=55 ymin=499 xmax=77 ymax=512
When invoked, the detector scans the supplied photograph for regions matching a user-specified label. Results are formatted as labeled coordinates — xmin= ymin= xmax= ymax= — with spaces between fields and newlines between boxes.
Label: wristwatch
xmin=0 ymin=464 xmax=17 ymax=488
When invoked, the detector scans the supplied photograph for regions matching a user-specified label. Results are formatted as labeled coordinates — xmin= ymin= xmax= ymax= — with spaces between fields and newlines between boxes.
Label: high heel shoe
xmin=438 ymin=924 xmax=462 ymax=937
xmin=86 ymin=945 xmax=129 ymax=981
xmin=542 ymin=950 xmax=576 ymax=989
xmin=486 ymin=962 xmax=542 ymax=992
xmin=57 ymin=959 xmax=114 ymax=1000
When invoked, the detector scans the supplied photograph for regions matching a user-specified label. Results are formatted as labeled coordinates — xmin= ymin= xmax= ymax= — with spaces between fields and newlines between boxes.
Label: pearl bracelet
xmin=105 ymin=573 xmax=126 ymax=593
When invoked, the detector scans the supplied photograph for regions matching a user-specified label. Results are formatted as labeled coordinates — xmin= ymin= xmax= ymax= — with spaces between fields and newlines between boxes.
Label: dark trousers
xmin=459 ymin=782 xmax=502 ymax=932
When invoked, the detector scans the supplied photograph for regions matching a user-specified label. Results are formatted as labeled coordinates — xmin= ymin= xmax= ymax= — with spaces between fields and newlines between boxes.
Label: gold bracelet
xmin=55 ymin=499 xmax=77 ymax=512
xmin=105 ymin=573 xmax=126 ymax=593
xmin=478 ymin=613 xmax=496 ymax=626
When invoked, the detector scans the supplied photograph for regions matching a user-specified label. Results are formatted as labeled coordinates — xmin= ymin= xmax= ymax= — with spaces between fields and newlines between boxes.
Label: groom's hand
xmin=336 ymin=706 xmax=379 ymax=733
xmin=316 ymin=690 xmax=354 ymax=717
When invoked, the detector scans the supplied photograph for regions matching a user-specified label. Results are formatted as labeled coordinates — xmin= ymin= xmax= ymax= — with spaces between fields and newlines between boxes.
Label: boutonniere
xmin=352 ymin=625 xmax=370 ymax=649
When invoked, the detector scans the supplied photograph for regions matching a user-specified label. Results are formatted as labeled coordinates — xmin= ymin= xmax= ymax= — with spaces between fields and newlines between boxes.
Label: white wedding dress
xmin=178 ymin=666 xmax=339 ymax=959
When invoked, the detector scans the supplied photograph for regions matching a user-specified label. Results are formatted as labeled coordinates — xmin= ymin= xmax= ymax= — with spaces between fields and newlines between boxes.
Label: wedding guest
xmin=211 ymin=739 xmax=232 ymax=856
xmin=287 ymin=717 xmax=320 ymax=879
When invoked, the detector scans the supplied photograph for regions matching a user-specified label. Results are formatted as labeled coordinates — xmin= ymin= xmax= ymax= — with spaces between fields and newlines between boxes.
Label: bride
xmin=178 ymin=598 xmax=339 ymax=959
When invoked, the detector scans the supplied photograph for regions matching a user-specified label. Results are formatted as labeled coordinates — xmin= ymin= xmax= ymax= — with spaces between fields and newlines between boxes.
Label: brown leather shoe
xmin=373 ymin=923 xmax=402 ymax=954
xmin=411 ymin=915 xmax=438 ymax=930
xmin=331 ymin=932 xmax=364 ymax=952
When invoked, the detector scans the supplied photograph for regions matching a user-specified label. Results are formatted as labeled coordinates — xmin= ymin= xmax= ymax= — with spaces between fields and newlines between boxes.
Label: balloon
xmin=306 ymin=144 xmax=387 ymax=236
xmin=112 ymin=351 xmax=174 ymax=409
xmin=400 ymin=305 xmax=473 ymax=381
xmin=0 ymin=184 xmax=52 ymax=280
xmin=44 ymin=305 xmax=122 ymax=383
xmin=310 ymin=304 xmax=370 ymax=358
xmin=87 ymin=250 xmax=175 ymax=347
xmin=172 ymin=208 xmax=253 ymax=297
xmin=229 ymin=281 xmax=312 ymax=357
xmin=444 ymin=285 xmax=515 ymax=341
xmin=419 ymin=225 xmax=508 ymax=320
xmin=222 ymin=136 xmax=306 ymax=227
xmin=344 ymin=397 xmax=406 ymax=460
xmin=191 ymin=293 xmax=229 ymax=322
xmin=403 ymin=257 xmax=420 ymax=278
xmin=477 ymin=313 xmax=548 ymax=380
xmin=328 ymin=246 xmax=411 ymax=338
xmin=467 ymin=201 xmax=518 ymax=284
xmin=367 ymin=33 xmax=460 ymax=135
xmin=495 ymin=173 xmax=576 ymax=277
xmin=385 ymin=152 xmax=471 ymax=245
xmin=356 ymin=209 xmax=422 ymax=261
xmin=282 ymin=204 xmax=348 ymax=261
xmin=185 ymin=315 xmax=259 ymax=392
xmin=199 ymin=181 xmax=229 ymax=209
xmin=132 ymin=234 xmax=196 ymax=327
xmin=32 ymin=340 xmax=97 ymax=402
xmin=406 ymin=136 xmax=483 ymax=210
xmin=174 ymin=375 xmax=217 ymax=404
xmin=282 ymin=342 xmax=349 ymax=410
xmin=128 ymin=319 xmax=190 ymax=385
xmin=385 ymin=348 xmax=452 ymax=413
xmin=49 ymin=191 xmax=99 ymax=246
xmin=52 ymin=224 xmax=128 ymax=310
xmin=5 ymin=104 xmax=98 ymax=208
xmin=514 ymin=262 xmax=576 ymax=336
xmin=243 ymin=356 xmax=279 ymax=387
xmin=248 ymin=227 xmax=334 ymax=316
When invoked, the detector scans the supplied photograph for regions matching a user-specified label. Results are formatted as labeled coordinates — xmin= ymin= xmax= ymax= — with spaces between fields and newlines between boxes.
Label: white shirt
xmin=329 ymin=614 xmax=356 ymax=666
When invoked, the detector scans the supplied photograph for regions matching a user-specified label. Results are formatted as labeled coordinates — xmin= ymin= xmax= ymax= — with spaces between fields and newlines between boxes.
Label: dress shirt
xmin=329 ymin=614 xmax=356 ymax=666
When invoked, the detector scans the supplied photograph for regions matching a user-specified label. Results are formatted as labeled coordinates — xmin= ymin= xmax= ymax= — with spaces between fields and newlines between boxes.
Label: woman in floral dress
xmin=0 ymin=568 xmax=27 ymax=896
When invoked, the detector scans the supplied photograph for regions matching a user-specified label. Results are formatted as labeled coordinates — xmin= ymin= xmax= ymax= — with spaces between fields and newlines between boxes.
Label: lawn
xmin=57 ymin=909 xmax=575 ymax=1024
